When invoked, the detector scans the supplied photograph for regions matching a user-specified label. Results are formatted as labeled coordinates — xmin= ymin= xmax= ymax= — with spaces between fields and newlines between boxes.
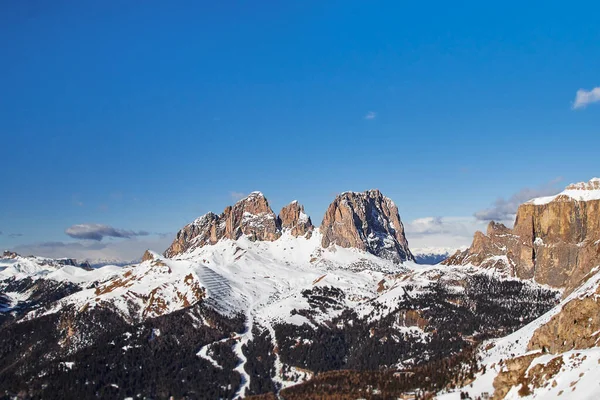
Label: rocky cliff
xmin=320 ymin=190 xmax=413 ymax=263
xmin=444 ymin=178 xmax=600 ymax=294
xmin=278 ymin=201 xmax=314 ymax=238
xmin=164 ymin=192 xmax=281 ymax=257
xmin=165 ymin=190 xmax=415 ymax=262
xmin=528 ymin=282 xmax=600 ymax=354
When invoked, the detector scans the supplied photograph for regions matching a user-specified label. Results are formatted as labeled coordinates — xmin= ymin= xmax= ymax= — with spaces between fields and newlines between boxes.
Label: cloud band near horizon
xmin=65 ymin=223 xmax=149 ymax=241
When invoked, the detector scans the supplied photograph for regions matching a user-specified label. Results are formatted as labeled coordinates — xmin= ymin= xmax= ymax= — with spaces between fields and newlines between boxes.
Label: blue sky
xmin=1 ymin=1 xmax=599 ymax=260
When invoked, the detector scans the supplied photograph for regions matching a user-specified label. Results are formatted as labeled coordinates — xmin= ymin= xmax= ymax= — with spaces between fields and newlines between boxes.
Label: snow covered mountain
xmin=2 ymin=185 xmax=600 ymax=399
xmin=439 ymin=267 xmax=600 ymax=399
xmin=165 ymin=190 xmax=412 ymax=262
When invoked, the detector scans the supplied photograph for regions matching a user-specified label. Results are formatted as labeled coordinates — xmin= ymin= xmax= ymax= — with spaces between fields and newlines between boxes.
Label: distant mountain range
xmin=411 ymin=247 xmax=466 ymax=265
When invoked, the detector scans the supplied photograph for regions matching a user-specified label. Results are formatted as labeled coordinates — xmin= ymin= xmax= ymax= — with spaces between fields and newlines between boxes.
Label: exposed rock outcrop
xmin=222 ymin=191 xmax=280 ymax=242
xmin=2 ymin=251 xmax=19 ymax=259
xmin=491 ymin=353 xmax=564 ymax=400
xmin=164 ymin=192 xmax=281 ymax=257
xmin=164 ymin=190 xmax=413 ymax=262
xmin=443 ymin=221 xmax=519 ymax=275
xmin=141 ymin=250 xmax=155 ymax=262
xmin=320 ymin=190 xmax=413 ymax=263
xmin=491 ymin=353 xmax=539 ymax=400
xmin=485 ymin=271 xmax=600 ymax=399
xmin=528 ymin=283 xmax=600 ymax=354
xmin=278 ymin=201 xmax=313 ymax=238
xmin=55 ymin=258 xmax=79 ymax=267
xmin=444 ymin=178 xmax=600 ymax=294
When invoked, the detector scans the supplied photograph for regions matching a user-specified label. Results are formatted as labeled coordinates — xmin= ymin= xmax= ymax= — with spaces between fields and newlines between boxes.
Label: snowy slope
xmin=177 ymin=230 xmax=559 ymax=395
xmin=438 ymin=267 xmax=600 ymax=400
xmin=0 ymin=255 xmax=120 ymax=283
xmin=187 ymin=231 xmax=414 ymax=396
xmin=28 ymin=251 xmax=206 ymax=323
xmin=23 ymin=229 xmax=409 ymax=396
xmin=9 ymin=229 xmax=564 ymax=398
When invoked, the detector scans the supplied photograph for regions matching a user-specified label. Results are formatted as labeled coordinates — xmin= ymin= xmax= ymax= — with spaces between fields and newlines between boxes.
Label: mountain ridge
xmin=165 ymin=189 xmax=414 ymax=263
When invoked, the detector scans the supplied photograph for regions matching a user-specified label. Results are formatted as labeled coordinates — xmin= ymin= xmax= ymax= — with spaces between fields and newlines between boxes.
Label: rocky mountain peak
xmin=320 ymin=190 xmax=413 ymax=263
xmin=222 ymin=191 xmax=280 ymax=242
xmin=164 ymin=192 xmax=281 ymax=257
xmin=278 ymin=201 xmax=314 ymax=238
xmin=2 ymin=250 xmax=19 ymax=259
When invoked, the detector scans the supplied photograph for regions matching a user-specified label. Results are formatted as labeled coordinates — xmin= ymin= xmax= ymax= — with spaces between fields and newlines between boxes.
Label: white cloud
xmin=474 ymin=177 xmax=562 ymax=221
xmin=364 ymin=111 xmax=376 ymax=120
xmin=573 ymin=87 xmax=600 ymax=109
xmin=12 ymin=235 xmax=173 ymax=264
xmin=404 ymin=216 xmax=489 ymax=249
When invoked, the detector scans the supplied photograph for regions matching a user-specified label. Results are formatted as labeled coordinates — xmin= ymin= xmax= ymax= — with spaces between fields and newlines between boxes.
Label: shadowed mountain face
xmin=320 ymin=190 xmax=414 ymax=263
xmin=165 ymin=189 xmax=412 ymax=263
xmin=164 ymin=192 xmax=281 ymax=257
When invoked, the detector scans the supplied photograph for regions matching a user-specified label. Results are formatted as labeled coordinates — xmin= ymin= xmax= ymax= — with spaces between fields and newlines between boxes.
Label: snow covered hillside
xmin=1 ymin=226 xmax=561 ymax=398
xmin=4 ymin=187 xmax=589 ymax=399
xmin=0 ymin=253 xmax=121 ymax=316
xmin=439 ymin=266 xmax=600 ymax=400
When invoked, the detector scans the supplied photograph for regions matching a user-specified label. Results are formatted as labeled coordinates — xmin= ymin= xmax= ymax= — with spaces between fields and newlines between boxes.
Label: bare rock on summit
xmin=443 ymin=221 xmax=520 ymax=275
xmin=164 ymin=189 xmax=414 ymax=262
xmin=163 ymin=212 xmax=222 ymax=258
xmin=528 ymin=283 xmax=600 ymax=354
xmin=223 ymin=191 xmax=280 ymax=242
xmin=320 ymin=190 xmax=413 ymax=263
xmin=2 ymin=250 xmax=19 ymax=259
xmin=141 ymin=250 xmax=155 ymax=262
xmin=278 ymin=201 xmax=314 ymax=238
xmin=164 ymin=192 xmax=280 ymax=257
xmin=444 ymin=178 xmax=600 ymax=295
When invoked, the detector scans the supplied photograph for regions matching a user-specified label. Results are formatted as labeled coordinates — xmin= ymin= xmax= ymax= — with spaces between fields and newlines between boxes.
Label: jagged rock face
xmin=443 ymin=222 xmax=519 ymax=275
xmin=165 ymin=212 xmax=223 ymax=257
xmin=223 ymin=192 xmax=280 ymax=242
xmin=511 ymin=198 xmax=600 ymax=292
xmin=444 ymin=178 xmax=600 ymax=295
xmin=528 ymin=283 xmax=600 ymax=354
xmin=278 ymin=201 xmax=313 ymax=238
xmin=320 ymin=190 xmax=413 ymax=263
xmin=78 ymin=261 xmax=93 ymax=271
xmin=55 ymin=259 xmax=79 ymax=267
xmin=164 ymin=192 xmax=280 ymax=257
